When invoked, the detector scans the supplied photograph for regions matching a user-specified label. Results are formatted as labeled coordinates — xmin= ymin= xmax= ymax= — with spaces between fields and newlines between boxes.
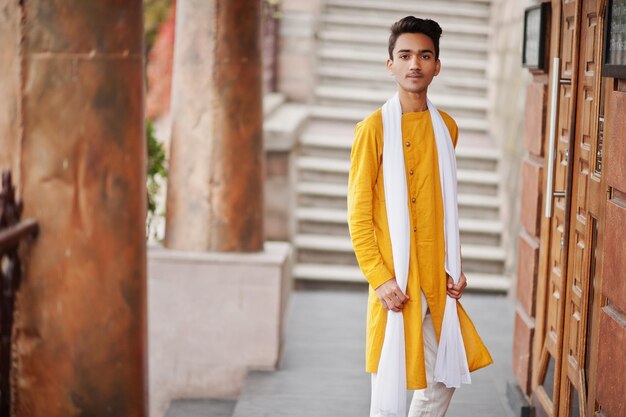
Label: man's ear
xmin=434 ymin=59 xmax=441 ymax=76
xmin=386 ymin=58 xmax=393 ymax=75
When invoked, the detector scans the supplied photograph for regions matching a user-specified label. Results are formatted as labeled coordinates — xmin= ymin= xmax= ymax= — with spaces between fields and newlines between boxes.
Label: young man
xmin=347 ymin=17 xmax=493 ymax=417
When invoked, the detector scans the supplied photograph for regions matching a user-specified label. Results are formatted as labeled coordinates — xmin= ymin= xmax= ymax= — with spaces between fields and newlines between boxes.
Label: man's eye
xmin=422 ymin=55 xmax=431 ymax=60
xmin=400 ymin=55 xmax=409 ymax=60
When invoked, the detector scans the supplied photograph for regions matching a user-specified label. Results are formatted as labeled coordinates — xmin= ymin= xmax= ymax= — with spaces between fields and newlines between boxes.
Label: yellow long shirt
xmin=347 ymin=107 xmax=493 ymax=389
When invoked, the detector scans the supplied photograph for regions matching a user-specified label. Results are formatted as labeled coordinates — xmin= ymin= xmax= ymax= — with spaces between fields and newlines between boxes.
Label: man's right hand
xmin=374 ymin=278 xmax=409 ymax=312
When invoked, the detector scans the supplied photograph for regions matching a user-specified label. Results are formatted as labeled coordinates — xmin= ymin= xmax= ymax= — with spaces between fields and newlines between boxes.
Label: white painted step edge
xmin=296 ymin=182 xmax=501 ymax=208
xmin=300 ymin=134 xmax=501 ymax=161
xmin=296 ymin=157 xmax=500 ymax=184
xmin=294 ymin=234 xmax=506 ymax=261
xmin=295 ymin=207 xmax=503 ymax=234
xmin=294 ymin=263 xmax=510 ymax=292
xmin=324 ymin=0 xmax=490 ymax=19
xmin=311 ymin=106 xmax=489 ymax=131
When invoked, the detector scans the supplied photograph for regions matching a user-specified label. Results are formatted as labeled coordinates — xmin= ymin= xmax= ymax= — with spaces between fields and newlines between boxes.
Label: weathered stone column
xmin=10 ymin=2 xmax=147 ymax=416
xmin=165 ymin=0 xmax=264 ymax=252
xmin=0 ymin=1 xmax=21 ymax=182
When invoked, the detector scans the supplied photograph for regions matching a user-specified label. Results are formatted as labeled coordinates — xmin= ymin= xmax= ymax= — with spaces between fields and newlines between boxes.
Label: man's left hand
xmin=446 ymin=272 xmax=467 ymax=299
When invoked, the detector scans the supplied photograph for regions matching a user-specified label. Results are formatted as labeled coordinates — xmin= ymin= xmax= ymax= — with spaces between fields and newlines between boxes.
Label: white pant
xmin=407 ymin=292 xmax=455 ymax=417
xmin=370 ymin=293 xmax=456 ymax=417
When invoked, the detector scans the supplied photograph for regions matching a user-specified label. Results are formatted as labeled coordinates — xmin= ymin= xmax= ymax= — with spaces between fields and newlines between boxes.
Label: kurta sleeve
xmin=347 ymin=121 xmax=394 ymax=289
xmin=451 ymin=121 xmax=459 ymax=149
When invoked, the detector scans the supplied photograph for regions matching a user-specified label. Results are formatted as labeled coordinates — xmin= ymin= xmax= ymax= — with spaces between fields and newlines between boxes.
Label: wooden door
xmin=533 ymin=1 xmax=609 ymax=416
xmin=557 ymin=0 xmax=607 ymax=415
xmin=532 ymin=1 xmax=582 ymax=415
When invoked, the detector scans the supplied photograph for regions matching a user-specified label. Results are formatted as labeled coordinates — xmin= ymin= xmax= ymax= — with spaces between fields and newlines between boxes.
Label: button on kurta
xmin=405 ymin=141 xmax=411 ymax=147
xmin=410 ymin=169 xmax=414 ymax=175
xmin=411 ymin=197 xmax=416 ymax=203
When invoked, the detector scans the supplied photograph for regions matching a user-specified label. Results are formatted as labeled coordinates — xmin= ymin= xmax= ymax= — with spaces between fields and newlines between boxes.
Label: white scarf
xmin=370 ymin=93 xmax=471 ymax=417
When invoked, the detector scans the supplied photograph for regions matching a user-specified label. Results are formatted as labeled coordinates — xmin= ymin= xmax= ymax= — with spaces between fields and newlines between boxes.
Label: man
xmin=347 ymin=16 xmax=493 ymax=417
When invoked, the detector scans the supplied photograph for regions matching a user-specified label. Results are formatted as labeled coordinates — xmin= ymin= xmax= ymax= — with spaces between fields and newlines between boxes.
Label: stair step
xmin=318 ymin=29 xmax=489 ymax=53
xmin=265 ymin=103 xmax=310 ymax=151
xmin=296 ymin=181 xmax=500 ymax=218
xmin=262 ymin=93 xmax=286 ymax=117
xmin=294 ymin=233 xmax=505 ymax=260
xmin=324 ymin=0 xmax=490 ymax=19
xmin=296 ymin=156 xmax=499 ymax=185
xmin=297 ymin=181 xmax=348 ymax=197
xmin=316 ymin=65 xmax=488 ymax=91
xmin=296 ymin=207 xmax=348 ymax=224
xmin=321 ymin=14 xmax=491 ymax=37
xmin=294 ymin=263 xmax=510 ymax=292
xmin=458 ymin=193 xmax=500 ymax=209
xmin=296 ymin=207 xmax=502 ymax=233
xmin=318 ymin=48 xmax=488 ymax=72
xmin=297 ymin=156 xmax=350 ymax=173
xmin=311 ymin=106 xmax=489 ymax=132
xmin=300 ymin=132 xmax=501 ymax=161
xmin=315 ymin=86 xmax=489 ymax=112
xmin=295 ymin=233 xmax=354 ymax=252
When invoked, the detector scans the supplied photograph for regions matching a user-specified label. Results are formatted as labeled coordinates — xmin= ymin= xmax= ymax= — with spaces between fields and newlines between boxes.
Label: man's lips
xmin=406 ymin=74 xmax=423 ymax=79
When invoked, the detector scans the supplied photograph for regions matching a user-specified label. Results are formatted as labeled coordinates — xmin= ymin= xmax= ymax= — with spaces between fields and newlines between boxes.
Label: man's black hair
xmin=388 ymin=16 xmax=443 ymax=60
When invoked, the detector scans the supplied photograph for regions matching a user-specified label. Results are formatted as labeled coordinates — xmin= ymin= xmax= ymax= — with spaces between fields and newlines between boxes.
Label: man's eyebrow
xmin=396 ymin=49 xmax=434 ymax=54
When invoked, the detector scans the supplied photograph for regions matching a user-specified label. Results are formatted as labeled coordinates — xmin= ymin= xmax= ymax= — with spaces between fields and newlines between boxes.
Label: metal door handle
xmin=544 ymin=57 xmax=566 ymax=217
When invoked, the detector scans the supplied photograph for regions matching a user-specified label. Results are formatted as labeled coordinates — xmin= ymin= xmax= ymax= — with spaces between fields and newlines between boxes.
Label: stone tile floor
xmin=229 ymin=287 xmax=517 ymax=417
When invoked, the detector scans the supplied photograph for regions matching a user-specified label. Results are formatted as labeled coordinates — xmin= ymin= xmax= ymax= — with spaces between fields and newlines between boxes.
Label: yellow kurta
xmin=347 ymin=107 xmax=493 ymax=390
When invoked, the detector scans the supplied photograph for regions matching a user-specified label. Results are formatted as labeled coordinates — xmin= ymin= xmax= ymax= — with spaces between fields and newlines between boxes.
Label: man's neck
xmin=398 ymin=89 xmax=428 ymax=113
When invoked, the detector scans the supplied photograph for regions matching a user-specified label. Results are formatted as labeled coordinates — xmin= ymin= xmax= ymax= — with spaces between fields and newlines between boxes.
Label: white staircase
xmin=292 ymin=0 xmax=509 ymax=292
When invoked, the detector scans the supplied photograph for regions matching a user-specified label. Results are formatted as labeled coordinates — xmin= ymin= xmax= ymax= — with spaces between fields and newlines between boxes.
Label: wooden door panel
xmin=595 ymin=306 xmax=626 ymax=417
xmin=558 ymin=0 xmax=602 ymax=416
xmin=594 ymin=83 xmax=626 ymax=415
xmin=602 ymin=198 xmax=626 ymax=322
xmin=535 ymin=1 xmax=582 ymax=414
xmin=605 ymin=90 xmax=626 ymax=190
xmin=561 ymin=1 xmax=578 ymax=79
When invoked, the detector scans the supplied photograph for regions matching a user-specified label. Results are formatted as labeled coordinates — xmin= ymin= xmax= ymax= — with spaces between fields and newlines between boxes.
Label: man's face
xmin=387 ymin=33 xmax=440 ymax=95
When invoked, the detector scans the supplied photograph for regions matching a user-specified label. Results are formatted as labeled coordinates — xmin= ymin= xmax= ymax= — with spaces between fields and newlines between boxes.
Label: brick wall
xmin=489 ymin=0 xmax=548 ymax=397
xmin=487 ymin=0 xmax=534 ymax=282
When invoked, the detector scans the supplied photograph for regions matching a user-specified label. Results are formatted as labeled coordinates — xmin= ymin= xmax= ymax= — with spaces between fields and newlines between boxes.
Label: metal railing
xmin=0 ymin=170 xmax=39 ymax=416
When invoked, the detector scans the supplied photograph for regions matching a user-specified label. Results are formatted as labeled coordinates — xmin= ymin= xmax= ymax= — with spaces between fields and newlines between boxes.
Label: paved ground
xmin=229 ymin=287 xmax=516 ymax=417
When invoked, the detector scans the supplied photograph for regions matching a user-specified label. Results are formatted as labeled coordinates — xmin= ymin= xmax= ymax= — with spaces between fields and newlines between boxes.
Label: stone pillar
xmin=0 ymin=1 xmax=21 ymax=184
xmin=278 ymin=0 xmax=322 ymax=102
xmin=10 ymin=2 xmax=147 ymax=416
xmin=165 ymin=0 xmax=264 ymax=252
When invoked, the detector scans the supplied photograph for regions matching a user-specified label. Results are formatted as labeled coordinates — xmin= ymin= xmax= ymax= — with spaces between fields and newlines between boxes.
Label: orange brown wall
xmin=514 ymin=75 xmax=548 ymax=395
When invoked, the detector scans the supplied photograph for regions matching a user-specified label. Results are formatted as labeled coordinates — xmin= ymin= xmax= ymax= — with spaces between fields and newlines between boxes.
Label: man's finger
xmin=395 ymin=290 xmax=409 ymax=304
xmin=447 ymin=290 xmax=460 ymax=297
xmin=389 ymin=301 xmax=401 ymax=312
xmin=447 ymin=291 xmax=461 ymax=300
xmin=392 ymin=296 xmax=403 ymax=309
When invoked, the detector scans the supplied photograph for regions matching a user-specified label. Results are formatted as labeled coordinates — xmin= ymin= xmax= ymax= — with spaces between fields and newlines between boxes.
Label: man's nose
xmin=409 ymin=56 xmax=420 ymax=70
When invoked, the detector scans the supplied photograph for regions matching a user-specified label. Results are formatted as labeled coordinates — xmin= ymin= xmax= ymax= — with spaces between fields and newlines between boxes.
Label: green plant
xmin=146 ymin=120 xmax=168 ymax=240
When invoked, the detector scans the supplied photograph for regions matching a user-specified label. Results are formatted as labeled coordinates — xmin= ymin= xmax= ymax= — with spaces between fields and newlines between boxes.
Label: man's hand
xmin=446 ymin=272 xmax=467 ymax=299
xmin=375 ymin=278 xmax=409 ymax=312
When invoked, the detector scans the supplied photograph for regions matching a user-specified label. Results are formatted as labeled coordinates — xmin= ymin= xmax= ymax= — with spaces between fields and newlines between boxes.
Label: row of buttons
xmin=408 ymin=140 xmax=416 ymax=232
xmin=407 ymin=140 xmax=417 ymax=232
